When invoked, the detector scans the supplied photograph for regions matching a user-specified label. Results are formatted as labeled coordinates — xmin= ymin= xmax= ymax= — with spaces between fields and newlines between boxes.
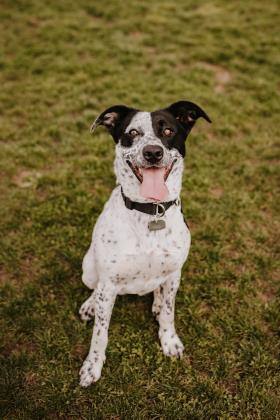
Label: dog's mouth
xmin=126 ymin=159 xmax=177 ymax=201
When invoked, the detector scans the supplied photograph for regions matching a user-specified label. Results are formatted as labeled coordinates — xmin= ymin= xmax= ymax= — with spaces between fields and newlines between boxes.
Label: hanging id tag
xmin=148 ymin=219 xmax=166 ymax=231
xmin=148 ymin=203 xmax=166 ymax=231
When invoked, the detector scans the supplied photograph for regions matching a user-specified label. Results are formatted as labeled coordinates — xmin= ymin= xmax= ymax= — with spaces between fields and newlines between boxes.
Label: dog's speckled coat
xmin=79 ymin=102 xmax=210 ymax=386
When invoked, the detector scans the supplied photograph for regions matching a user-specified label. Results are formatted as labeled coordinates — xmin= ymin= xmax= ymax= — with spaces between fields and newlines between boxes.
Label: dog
xmin=79 ymin=100 xmax=211 ymax=387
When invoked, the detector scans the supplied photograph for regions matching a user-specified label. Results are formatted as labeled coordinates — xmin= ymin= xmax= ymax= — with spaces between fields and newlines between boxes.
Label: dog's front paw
xmin=159 ymin=330 xmax=184 ymax=358
xmin=79 ymin=358 xmax=103 ymax=387
xmin=79 ymin=297 xmax=95 ymax=321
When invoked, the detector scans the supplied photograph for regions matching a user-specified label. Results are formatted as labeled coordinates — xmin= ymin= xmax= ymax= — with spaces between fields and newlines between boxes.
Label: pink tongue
xmin=140 ymin=167 xmax=169 ymax=201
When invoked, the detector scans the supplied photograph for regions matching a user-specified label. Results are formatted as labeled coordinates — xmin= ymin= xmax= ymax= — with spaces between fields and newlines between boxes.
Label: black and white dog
xmin=79 ymin=101 xmax=211 ymax=387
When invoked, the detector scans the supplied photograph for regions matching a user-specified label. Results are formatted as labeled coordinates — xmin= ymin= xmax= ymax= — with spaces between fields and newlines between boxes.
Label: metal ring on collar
xmin=154 ymin=203 xmax=166 ymax=218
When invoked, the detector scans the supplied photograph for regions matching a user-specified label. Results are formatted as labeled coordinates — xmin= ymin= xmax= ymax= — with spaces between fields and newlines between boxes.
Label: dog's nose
xmin=142 ymin=145 xmax=164 ymax=164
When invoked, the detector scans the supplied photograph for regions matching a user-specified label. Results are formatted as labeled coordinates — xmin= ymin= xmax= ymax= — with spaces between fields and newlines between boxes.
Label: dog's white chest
xmin=87 ymin=187 xmax=191 ymax=296
xmin=115 ymin=248 xmax=183 ymax=295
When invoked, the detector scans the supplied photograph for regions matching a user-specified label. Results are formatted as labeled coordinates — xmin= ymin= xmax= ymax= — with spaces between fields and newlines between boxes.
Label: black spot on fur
xmin=151 ymin=101 xmax=211 ymax=157
xmin=93 ymin=105 xmax=138 ymax=144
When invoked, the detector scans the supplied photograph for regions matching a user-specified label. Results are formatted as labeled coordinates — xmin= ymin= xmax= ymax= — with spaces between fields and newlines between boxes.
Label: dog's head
xmin=91 ymin=101 xmax=211 ymax=202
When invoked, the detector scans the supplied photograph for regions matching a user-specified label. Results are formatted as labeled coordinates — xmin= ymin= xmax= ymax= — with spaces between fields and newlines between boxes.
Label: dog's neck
xmin=114 ymin=146 xmax=184 ymax=203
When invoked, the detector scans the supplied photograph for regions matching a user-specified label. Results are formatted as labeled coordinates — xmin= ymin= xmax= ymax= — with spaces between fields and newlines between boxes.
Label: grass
xmin=0 ymin=0 xmax=279 ymax=418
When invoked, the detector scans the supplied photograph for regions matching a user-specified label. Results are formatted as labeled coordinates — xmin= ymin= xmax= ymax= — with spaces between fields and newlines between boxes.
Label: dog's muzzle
xmin=126 ymin=158 xmax=177 ymax=183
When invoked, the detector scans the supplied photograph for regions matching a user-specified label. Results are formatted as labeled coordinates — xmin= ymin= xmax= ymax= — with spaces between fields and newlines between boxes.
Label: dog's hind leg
xmin=158 ymin=270 xmax=184 ymax=358
xmin=80 ymin=246 xmax=99 ymax=321
xmin=79 ymin=292 xmax=95 ymax=321
xmin=82 ymin=246 xmax=98 ymax=290
xmin=152 ymin=285 xmax=164 ymax=320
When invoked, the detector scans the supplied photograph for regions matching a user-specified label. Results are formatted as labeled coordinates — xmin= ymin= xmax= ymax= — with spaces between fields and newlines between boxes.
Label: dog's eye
xmin=163 ymin=128 xmax=173 ymax=137
xmin=129 ymin=129 xmax=139 ymax=138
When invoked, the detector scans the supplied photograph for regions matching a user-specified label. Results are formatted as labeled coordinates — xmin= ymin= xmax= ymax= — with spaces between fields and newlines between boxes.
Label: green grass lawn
xmin=0 ymin=0 xmax=279 ymax=418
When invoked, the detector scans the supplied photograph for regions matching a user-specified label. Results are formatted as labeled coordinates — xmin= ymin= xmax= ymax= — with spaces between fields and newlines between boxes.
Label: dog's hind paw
xmin=79 ymin=359 xmax=102 ymax=387
xmin=79 ymin=296 xmax=95 ymax=321
xmin=152 ymin=305 xmax=161 ymax=321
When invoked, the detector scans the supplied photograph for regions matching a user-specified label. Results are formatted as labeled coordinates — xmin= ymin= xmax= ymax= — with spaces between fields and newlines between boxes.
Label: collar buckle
xmin=175 ymin=198 xmax=181 ymax=206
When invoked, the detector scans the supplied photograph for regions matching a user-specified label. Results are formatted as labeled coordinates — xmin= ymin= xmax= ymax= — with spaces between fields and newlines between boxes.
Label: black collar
xmin=121 ymin=188 xmax=178 ymax=216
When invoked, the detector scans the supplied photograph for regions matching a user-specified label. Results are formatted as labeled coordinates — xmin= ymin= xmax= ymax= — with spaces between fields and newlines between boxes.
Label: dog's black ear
xmin=164 ymin=100 xmax=211 ymax=135
xmin=90 ymin=105 xmax=138 ymax=143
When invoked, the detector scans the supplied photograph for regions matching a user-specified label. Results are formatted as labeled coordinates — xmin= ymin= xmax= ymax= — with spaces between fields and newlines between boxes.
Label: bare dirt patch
xmin=0 ymin=256 xmax=41 ymax=288
xmin=12 ymin=170 xmax=42 ymax=188
xmin=210 ymin=187 xmax=224 ymax=199
xmin=197 ymin=62 xmax=232 ymax=93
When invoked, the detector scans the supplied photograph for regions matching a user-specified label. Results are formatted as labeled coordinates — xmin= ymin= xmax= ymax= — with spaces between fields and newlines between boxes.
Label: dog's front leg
xmin=158 ymin=271 xmax=184 ymax=358
xmin=79 ymin=282 xmax=117 ymax=387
